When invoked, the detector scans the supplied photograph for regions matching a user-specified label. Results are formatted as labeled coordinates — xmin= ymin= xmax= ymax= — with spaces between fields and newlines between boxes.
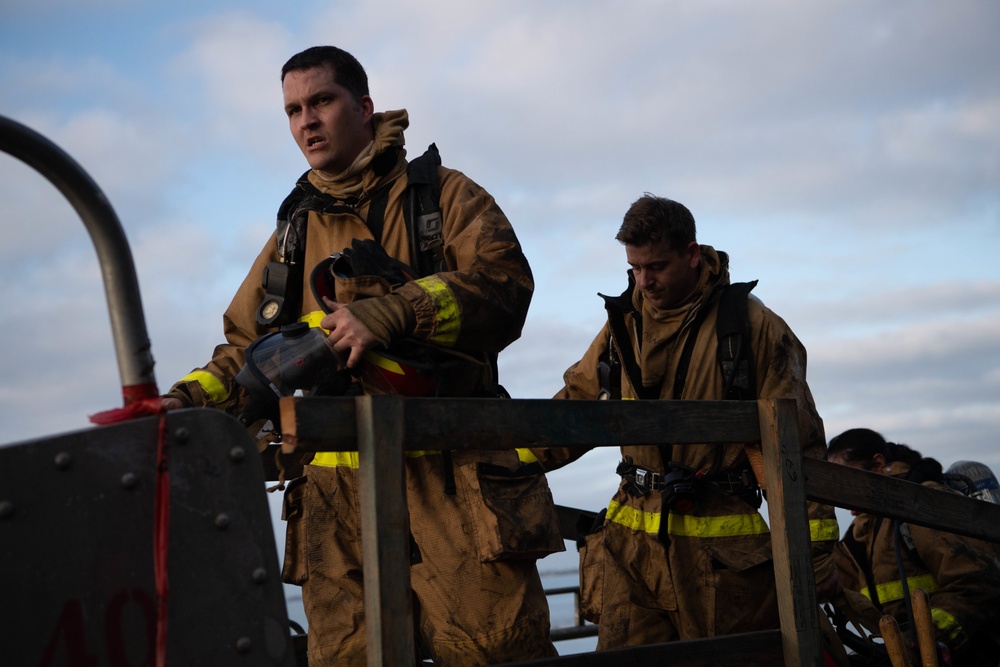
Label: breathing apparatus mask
xmin=234 ymin=322 xmax=346 ymax=427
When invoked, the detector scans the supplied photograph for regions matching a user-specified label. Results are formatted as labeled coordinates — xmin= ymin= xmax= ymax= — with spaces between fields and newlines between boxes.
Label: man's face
xmin=625 ymin=239 xmax=701 ymax=310
xmin=828 ymin=451 xmax=885 ymax=515
xmin=282 ymin=64 xmax=374 ymax=178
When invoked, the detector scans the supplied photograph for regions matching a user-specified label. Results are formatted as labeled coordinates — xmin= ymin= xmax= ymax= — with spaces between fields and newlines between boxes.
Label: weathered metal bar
xmin=758 ymin=399 xmax=822 ymax=667
xmin=804 ymin=457 xmax=1000 ymax=544
xmin=280 ymin=397 xmax=761 ymax=451
xmin=0 ymin=114 xmax=157 ymax=397
xmin=356 ymin=395 xmax=415 ymax=666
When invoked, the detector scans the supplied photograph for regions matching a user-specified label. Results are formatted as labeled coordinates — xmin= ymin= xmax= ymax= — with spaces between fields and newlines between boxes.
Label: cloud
xmin=1 ymin=0 xmax=998 ymax=498
xmin=166 ymin=12 xmax=295 ymax=161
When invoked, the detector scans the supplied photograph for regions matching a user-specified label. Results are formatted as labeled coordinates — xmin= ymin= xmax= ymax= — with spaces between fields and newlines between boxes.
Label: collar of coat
xmin=307 ymin=109 xmax=410 ymax=202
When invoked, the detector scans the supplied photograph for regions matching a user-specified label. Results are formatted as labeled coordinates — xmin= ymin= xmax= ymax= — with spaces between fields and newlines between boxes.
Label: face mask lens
xmin=235 ymin=325 xmax=340 ymax=424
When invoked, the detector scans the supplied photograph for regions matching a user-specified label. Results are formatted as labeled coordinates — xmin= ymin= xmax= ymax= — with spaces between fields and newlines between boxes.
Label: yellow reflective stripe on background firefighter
xmin=180 ymin=370 xmax=228 ymax=405
xmin=810 ymin=519 xmax=841 ymax=542
xmin=859 ymin=573 xmax=939 ymax=604
xmin=930 ymin=607 xmax=963 ymax=643
xmin=414 ymin=275 xmax=460 ymax=346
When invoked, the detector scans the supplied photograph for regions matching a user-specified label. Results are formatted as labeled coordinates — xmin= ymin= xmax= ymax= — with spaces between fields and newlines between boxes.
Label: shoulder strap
xmin=260 ymin=169 xmax=398 ymax=328
xmin=601 ymin=273 xmax=657 ymax=400
xmin=716 ymin=280 xmax=758 ymax=400
xmin=843 ymin=526 xmax=884 ymax=611
xmin=403 ymin=144 xmax=445 ymax=277
xmin=672 ymin=300 xmax=712 ymax=400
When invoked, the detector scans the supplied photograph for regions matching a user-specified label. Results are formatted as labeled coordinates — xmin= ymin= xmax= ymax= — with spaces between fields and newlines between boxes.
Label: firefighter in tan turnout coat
xmin=163 ymin=46 xmax=562 ymax=666
xmin=829 ymin=429 xmax=1000 ymax=666
xmin=532 ymin=194 xmax=840 ymax=648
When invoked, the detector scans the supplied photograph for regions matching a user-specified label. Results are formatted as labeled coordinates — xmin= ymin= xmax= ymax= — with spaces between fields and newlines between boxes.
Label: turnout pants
xmin=581 ymin=507 xmax=780 ymax=648
xmin=283 ymin=452 xmax=559 ymax=666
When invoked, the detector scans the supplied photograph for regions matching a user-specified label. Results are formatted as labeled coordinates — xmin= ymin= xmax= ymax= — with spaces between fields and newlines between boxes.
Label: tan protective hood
xmin=308 ymin=109 xmax=409 ymax=200
xmin=635 ymin=245 xmax=729 ymax=389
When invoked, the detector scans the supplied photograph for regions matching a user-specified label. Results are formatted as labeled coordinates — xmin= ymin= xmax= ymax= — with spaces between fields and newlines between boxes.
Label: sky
xmin=2 ymin=0 xmax=999 ymax=575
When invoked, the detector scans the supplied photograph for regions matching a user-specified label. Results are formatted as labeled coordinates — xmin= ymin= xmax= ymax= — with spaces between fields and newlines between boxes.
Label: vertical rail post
xmin=356 ymin=394 xmax=415 ymax=666
xmin=758 ymin=398 xmax=823 ymax=667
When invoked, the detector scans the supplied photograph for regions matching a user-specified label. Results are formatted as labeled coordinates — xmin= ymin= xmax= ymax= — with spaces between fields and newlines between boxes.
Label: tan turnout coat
xmin=533 ymin=247 xmax=839 ymax=647
xmin=167 ymin=110 xmax=562 ymax=666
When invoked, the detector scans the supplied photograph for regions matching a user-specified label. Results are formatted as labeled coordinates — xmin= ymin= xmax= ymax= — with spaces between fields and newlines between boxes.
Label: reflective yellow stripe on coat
xmin=300 ymin=311 xmax=326 ymax=329
xmin=313 ymin=448 xmax=539 ymax=468
xmin=930 ymin=607 xmax=963 ymax=643
xmin=606 ymin=500 xmax=770 ymax=537
xmin=859 ymin=573 xmax=939 ymax=604
xmin=606 ymin=500 xmax=839 ymax=540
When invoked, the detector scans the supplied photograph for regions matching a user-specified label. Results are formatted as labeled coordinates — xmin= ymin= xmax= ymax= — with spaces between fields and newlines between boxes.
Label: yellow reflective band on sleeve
xmin=414 ymin=275 xmax=460 ymax=346
xmin=516 ymin=448 xmax=539 ymax=464
xmin=810 ymin=518 xmax=841 ymax=542
xmin=605 ymin=500 xmax=771 ymax=537
xmin=930 ymin=607 xmax=963 ymax=643
xmin=859 ymin=573 xmax=939 ymax=604
xmin=299 ymin=311 xmax=327 ymax=330
xmin=179 ymin=370 xmax=228 ymax=405
xmin=311 ymin=449 xmax=442 ymax=468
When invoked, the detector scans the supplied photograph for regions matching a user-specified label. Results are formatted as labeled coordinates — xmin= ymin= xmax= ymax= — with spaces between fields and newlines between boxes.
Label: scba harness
xmin=256 ymin=144 xmax=445 ymax=328
xmin=602 ymin=272 xmax=763 ymax=515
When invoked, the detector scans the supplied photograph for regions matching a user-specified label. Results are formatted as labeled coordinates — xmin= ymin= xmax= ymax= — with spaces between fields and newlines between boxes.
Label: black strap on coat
xmin=600 ymin=272 xmax=656 ymax=401
xmin=716 ymin=280 xmax=758 ymax=400
xmin=842 ymin=525 xmax=884 ymax=610
xmin=402 ymin=144 xmax=446 ymax=277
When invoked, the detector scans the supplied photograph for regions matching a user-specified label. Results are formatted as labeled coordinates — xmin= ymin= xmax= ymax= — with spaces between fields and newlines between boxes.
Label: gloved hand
xmin=341 ymin=238 xmax=417 ymax=284
xmin=343 ymin=293 xmax=416 ymax=348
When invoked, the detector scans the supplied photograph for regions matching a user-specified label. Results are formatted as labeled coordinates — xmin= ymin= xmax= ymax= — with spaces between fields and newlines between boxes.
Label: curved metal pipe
xmin=0 ymin=114 xmax=157 ymax=401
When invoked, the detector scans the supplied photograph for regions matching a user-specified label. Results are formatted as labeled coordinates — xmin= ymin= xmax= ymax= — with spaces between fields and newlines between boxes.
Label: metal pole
xmin=0 ymin=114 xmax=157 ymax=400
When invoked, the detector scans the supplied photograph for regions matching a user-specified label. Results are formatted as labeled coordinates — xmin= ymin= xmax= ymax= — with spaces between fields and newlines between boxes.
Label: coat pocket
xmin=578 ymin=518 xmax=607 ymax=624
xmin=704 ymin=537 xmax=773 ymax=573
xmin=461 ymin=461 xmax=566 ymax=562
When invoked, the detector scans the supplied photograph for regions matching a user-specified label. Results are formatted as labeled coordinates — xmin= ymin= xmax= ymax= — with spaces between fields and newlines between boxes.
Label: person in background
xmin=531 ymin=194 xmax=840 ymax=648
xmin=829 ymin=428 xmax=1000 ymax=665
xmin=162 ymin=45 xmax=562 ymax=666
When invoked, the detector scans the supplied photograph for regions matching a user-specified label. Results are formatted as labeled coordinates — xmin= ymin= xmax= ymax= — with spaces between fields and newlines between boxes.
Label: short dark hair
xmin=281 ymin=46 xmax=369 ymax=102
xmin=615 ymin=193 xmax=696 ymax=250
xmin=828 ymin=428 xmax=943 ymax=482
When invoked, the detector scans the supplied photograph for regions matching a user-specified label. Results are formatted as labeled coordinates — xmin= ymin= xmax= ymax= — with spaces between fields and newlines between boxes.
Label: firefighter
xmin=162 ymin=46 xmax=562 ymax=666
xmin=531 ymin=194 xmax=840 ymax=648
xmin=830 ymin=428 xmax=1000 ymax=665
